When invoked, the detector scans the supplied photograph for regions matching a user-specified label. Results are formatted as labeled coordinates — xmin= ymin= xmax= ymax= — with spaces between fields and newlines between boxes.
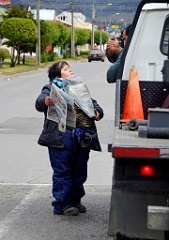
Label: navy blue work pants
xmin=48 ymin=129 xmax=90 ymax=214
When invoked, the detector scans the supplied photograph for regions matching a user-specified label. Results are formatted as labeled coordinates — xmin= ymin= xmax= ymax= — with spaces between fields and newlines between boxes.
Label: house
xmin=56 ymin=11 xmax=92 ymax=30
xmin=32 ymin=9 xmax=56 ymax=21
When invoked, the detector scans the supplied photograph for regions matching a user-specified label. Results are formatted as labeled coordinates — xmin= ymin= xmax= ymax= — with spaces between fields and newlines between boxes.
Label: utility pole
xmin=36 ymin=0 xmax=41 ymax=66
xmin=71 ymin=0 xmax=75 ymax=58
xmin=91 ymin=1 xmax=96 ymax=50
xmin=100 ymin=8 xmax=103 ymax=51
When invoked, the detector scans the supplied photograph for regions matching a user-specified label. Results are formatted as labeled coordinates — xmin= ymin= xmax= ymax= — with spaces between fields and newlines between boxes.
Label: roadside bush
xmin=41 ymin=51 xmax=56 ymax=63
xmin=0 ymin=48 xmax=10 ymax=67
xmin=25 ymin=57 xmax=36 ymax=64
xmin=41 ymin=54 xmax=48 ymax=63
xmin=47 ymin=51 xmax=56 ymax=62
xmin=63 ymin=52 xmax=71 ymax=59
xmin=80 ymin=50 xmax=90 ymax=56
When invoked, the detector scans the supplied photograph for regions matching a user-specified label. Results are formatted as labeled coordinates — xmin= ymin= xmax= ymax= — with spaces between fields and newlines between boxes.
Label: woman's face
xmin=61 ymin=64 xmax=74 ymax=78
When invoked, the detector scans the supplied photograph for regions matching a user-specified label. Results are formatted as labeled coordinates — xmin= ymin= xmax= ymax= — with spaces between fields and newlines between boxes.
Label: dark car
xmin=88 ymin=49 xmax=105 ymax=62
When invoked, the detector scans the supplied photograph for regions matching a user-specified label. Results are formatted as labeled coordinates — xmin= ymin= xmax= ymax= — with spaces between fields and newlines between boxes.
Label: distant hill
xmin=1 ymin=0 xmax=142 ymax=26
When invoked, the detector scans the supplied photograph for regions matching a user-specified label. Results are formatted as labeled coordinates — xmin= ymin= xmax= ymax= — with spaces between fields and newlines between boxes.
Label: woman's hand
xmin=45 ymin=96 xmax=54 ymax=106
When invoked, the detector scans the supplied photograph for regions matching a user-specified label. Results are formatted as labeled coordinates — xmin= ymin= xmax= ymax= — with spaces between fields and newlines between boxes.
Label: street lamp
xmin=99 ymin=7 xmax=104 ymax=51
xmin=109 ymin=13 xmax=120 ymax=38
xmin=98 ymin=6 xmax=107 ymax=51
xmin=109 ymin=12 xmax=120 ymax=26
xmin=91 ymin=2 xmax=112 ymax=50
xmin=99 ymin=4 xmax=114 ymax=50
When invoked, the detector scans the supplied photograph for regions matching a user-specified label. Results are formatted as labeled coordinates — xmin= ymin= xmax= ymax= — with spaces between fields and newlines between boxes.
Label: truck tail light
xmin=140 ymin=165 xmax=155 ymax=176
xmin=123 ymin=161 xmax=169 ymax=178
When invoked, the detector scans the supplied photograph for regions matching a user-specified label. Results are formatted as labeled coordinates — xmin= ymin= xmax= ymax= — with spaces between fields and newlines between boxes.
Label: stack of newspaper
xmin=47 ymin=77 xmax=95 ymax=132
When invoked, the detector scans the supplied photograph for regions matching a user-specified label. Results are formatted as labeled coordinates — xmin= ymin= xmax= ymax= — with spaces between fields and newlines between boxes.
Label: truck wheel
xmin=116 ymin=233 xmax=132 ymax=240
xmin=165 ymin=231 xmax=169 ymax=240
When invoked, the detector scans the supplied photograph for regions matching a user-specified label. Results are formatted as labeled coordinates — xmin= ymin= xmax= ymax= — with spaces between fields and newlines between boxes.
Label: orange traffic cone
xmin=120 ymin=67 xmax=144 ymax=123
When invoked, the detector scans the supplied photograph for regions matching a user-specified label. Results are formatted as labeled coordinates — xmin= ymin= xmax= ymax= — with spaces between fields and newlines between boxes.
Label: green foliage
xmin=87 ymin=30 xmax=109 ymax=45
xmin=75 ymin=29 xmax=90 ymax=46
xmin=1 ymin=5 xmax=34 ymax=21
xmin=41 ymin=51 xmax=56 ymax=63
xmin=93 ymin=30 xmax=100 ymax=45
xmin=41 ymin=21 xmax=60 ymax=48
xmin=0 ymin=48 xmax=10 ymax=67
xmin=1 ymin=17 xmax=37 ymax=42
xmin=56 ymin=22 xmax=70 ymax=48
xmin=80 ymin=50 xmax=90 ymax=56
xmin=1 ymin=17 xmax=37 ymax=67
xmin=65 ymin=27 xmax=77 ymax=47
xmin=0 ymin=5 xmax=35 ymax=39
xmin=102 ymin=31 xmax=109 ymax=44
xmin=40 ymin=20 xmax=70 ymax=55
xmin=40 ymin=20 xmax=52 ymax=54
xmin=63 ymin=52 xmax=71 ymax=59
xmin=47 ymin=50 xmax=56 ymax=61
xmin=41 ymin=54 xmax=48 ymax=63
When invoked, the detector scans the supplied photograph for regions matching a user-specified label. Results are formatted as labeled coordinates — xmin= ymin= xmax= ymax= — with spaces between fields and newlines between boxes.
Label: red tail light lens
xmin=140 ymin=165 xmax=155 ymax=176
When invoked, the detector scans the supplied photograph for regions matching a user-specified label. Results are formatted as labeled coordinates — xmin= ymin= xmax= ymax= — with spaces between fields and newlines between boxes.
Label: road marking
xmin=0 ymin=183 xmax=112 ymax=186
xmin=0 ymin=187 xmax=41 ymax=239
xmin=0 ymin=183 xmax=51 ymax=186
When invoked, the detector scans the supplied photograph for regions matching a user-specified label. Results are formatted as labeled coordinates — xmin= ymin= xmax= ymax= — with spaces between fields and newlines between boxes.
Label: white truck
xmin=108 ymin=0 xmax=169 ymax=239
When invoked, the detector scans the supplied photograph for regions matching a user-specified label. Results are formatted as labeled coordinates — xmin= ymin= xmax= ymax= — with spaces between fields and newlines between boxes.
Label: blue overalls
xmin=49 ymin=129 xmax=90 ymax=214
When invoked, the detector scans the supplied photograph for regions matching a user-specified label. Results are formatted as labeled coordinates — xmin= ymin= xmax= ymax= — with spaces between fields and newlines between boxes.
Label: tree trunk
xmin=10 ymin=44 xmax=16 ymax=67
xmin=22 ymin=54 xmax=25 ymax=64
xmin=10 ymin=61 xmax=15 ymax=67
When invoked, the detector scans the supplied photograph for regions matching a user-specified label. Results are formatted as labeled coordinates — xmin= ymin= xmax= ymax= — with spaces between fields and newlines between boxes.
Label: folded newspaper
xmin=47 ymin=83 xmax=75 ymax=132
xmin=63 ymin=77 xmax=95 ymax=118
xmin=47 ymin=77 xmax=95 ymax=132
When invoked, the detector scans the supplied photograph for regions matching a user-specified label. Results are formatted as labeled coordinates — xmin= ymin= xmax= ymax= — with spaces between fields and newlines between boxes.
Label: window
xmin=60 ymin=16 xmax=65 ymax=21
xmin=160 ymin=16 xmax=169 ymax=56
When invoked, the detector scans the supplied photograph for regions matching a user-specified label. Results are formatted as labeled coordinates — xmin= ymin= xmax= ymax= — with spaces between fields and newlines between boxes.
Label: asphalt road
xmin=0 ymin=58 xmax=116 ymax=240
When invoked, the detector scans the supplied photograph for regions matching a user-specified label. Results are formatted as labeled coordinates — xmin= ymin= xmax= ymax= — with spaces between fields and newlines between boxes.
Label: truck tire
xmin=116 ymin=233 xmax=132 ymax=240
xmin=165 ymin=231 xmax=169 ymax=240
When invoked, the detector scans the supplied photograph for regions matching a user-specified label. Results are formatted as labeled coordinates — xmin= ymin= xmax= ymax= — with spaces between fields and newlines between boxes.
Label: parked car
xmin=88 ymin=49 xmax=105 ymax=62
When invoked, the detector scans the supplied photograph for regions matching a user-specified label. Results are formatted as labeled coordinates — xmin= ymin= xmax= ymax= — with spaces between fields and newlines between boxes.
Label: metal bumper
xmin=148 ymin=206 xmax=169 ymax=231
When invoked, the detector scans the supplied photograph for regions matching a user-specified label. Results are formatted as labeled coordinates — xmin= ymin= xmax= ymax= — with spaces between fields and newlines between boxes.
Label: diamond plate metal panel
xmin=120 ymin=81 xmax=169 ymax=119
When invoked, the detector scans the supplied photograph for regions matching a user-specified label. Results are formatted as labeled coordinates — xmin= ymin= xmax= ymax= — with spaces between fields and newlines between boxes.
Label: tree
xmin=102 ymin=31 xmax=109 ymax=45
xmin=0 ymin=48 xmax=10 ymax=67
xmin=40 ymin=20 xmax=54 ymax=54
xmin=40 ymin=21 xmax=69 ymax=56
xmin=75 ymin=28 xmax=90 ymax=46
xmin=0 ymin=5 xmax=36 ymax=65
xmin=55 ymin=22 xmax=70 ymax=50
xmin=88 ymin=30 xmax=109 ymax=46
xmin=1 ymin=5 xmax=34 ymax=21
xmin=1 ymin=17 xmax=37 ymax=67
